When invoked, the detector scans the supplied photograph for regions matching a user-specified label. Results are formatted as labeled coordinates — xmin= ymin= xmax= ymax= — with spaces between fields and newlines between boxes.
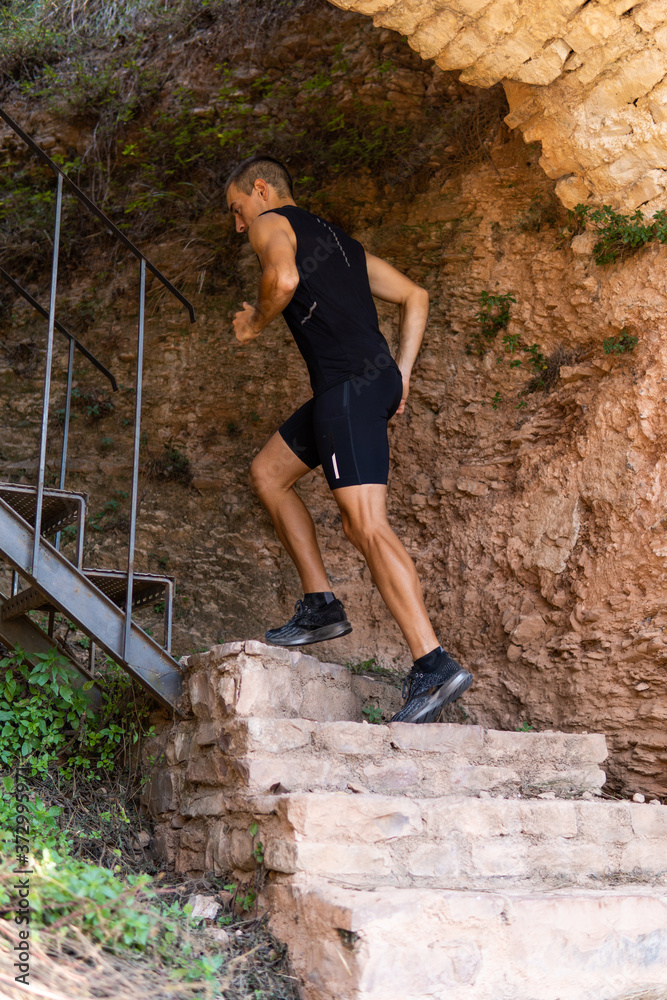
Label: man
xmin=226 ymin=155 xmax=472 ymax=723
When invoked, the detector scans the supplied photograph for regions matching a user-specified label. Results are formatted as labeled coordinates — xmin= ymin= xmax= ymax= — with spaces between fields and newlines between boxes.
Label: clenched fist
xmin=233 ymin=301 xmax=261 ymax=343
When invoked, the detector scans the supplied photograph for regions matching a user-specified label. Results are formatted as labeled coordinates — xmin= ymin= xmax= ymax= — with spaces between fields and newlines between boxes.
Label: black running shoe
xmin=390 ymin=650 xmax=473 ymax=724
xmin=265 ymin=598 xmax=352 ymax=647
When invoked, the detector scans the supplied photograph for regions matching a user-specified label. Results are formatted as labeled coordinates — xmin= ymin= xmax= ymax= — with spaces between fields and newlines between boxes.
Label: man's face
xmin=226 ymin=181 xmax=265 ymax=234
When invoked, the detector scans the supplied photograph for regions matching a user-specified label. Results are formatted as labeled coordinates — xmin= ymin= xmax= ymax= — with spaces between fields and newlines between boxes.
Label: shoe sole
xmin=389 ymin=669 xmax=473 ymax=724
xmin=264 ymin=621 xmax=353 ymax=647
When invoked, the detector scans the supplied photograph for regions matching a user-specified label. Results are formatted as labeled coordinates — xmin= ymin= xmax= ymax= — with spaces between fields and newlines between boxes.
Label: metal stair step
xmin=2 ymin=570 xmax=172 ymax=618
xmin=0 ymin=483 xmax=87 ymax=535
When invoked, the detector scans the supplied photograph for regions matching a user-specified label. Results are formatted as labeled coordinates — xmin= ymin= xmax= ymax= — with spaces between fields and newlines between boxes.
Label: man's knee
xmin=341 ymin=513 xmax=385 ymax=552
xmin=249 ymin=453 xmax=271 ymax=498
xmin=341 ymin=513 xmax=359 ymax=548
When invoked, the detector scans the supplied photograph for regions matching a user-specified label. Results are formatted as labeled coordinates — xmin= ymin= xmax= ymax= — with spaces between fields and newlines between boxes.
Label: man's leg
xmin=250 ymin=431 xmax=353 ymax=645
xmin=332 ymin=483 xmax=437 ymax=660
xmin=334 ymin=482 xmax=473 ymax=723
xmin=250 ymin=431 xmax=330 ymax=593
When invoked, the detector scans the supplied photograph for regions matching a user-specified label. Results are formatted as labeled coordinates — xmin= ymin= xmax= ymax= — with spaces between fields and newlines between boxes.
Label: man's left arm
xmin=365 ymin=251 xmax=429 ymax=415
xmin=233 ymin=215 xmax=299 ymax=343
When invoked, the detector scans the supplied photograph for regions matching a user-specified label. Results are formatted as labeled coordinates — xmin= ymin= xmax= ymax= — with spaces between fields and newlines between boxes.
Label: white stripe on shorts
xmin=332 ymin=453 xmax=340 ymax=480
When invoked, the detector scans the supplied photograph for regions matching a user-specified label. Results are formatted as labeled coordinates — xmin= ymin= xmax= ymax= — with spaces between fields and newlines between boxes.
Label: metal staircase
xmin=0 ymin=108 xmax=196 ymax=713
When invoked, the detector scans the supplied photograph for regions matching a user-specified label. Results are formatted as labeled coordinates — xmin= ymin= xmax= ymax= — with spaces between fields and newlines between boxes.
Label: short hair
xmin=225 ymin=155 xmax=293 ymax=198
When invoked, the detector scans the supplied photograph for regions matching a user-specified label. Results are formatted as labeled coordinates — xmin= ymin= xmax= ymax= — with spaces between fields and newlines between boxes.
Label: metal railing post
xmin=32 ymin=172 xmax=63 ymax=575
xmin=54 ymin=337 xmax=75 ymax=553
xmin=164 ymin=578 xmax=174 ymax=654
xmin=123 ymin=258 xmax=146 ymax=661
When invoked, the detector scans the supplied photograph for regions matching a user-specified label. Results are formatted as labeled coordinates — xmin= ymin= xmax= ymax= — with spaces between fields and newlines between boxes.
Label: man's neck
xmin=265 ymin=196 xmax=297 ymax=211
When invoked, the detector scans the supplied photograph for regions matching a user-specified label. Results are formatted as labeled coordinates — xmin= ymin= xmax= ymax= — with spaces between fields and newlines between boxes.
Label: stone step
xmin=180 ymin=640 xmax=403 ymax=722
xmin=267 ymin=877 xmax=667 ymax=1000
xmin=224 ymin=791 xmax=667 ymax=891
xmin=180 ymin=716 xmax=606 ymax=799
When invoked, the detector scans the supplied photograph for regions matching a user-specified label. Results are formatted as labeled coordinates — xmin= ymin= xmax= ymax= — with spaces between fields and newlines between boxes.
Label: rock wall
xmin=3 ymin=3 xmax=667 ymax=799
xmin=330 ymin=0 xmax=667 ymax=212
xmin=361 ymin=149 xmax=667 ymax=801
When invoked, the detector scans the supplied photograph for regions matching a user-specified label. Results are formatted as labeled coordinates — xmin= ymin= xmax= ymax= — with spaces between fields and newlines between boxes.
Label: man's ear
xmin=254 ymin=178 xmax=270 ymax=200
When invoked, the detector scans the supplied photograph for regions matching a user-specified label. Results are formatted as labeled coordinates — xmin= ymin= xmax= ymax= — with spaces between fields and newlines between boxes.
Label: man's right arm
xmin=365 ymin=252 xmax=429 ymax=415
xmin=233 ymin=215 xmax=299 ymax=343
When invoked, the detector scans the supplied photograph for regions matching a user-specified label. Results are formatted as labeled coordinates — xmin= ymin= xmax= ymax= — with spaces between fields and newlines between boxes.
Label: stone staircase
xmin=144 ymin=640 xmax=667 ymax=1000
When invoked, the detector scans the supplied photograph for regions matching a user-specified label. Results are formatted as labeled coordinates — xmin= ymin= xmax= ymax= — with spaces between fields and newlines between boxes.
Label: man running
xmin=226 ymin=155 xmax=472 ymax=724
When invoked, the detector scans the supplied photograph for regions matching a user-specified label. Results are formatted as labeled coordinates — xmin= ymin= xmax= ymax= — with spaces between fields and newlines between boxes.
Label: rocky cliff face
xmin=332 ymin=0 xmax=667 ymax=213
xmin=2 ymin=0 xmax=667 ymax=798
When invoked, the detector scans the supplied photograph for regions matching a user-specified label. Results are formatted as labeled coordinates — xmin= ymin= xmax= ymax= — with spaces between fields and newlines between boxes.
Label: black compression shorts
xmin=279 ymin=364 xmax=403 ymax=489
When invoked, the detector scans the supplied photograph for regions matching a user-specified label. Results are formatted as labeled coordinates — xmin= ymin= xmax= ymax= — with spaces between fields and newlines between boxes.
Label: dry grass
xmin=0 ymin=867 xmax=300 ymax=1000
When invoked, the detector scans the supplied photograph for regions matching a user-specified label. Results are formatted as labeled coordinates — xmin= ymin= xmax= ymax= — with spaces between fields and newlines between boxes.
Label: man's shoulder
xmin=249 ymin=209 xmax=297 ymax=254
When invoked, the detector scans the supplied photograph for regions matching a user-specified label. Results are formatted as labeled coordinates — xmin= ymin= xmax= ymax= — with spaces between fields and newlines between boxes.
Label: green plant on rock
xmin=143 ymin=442 xmax=192 ymax=484
xmin=468 ymin=291 xmax=516 ymax=356
xmin=89 ymin=491 xmax=129 ymax=534
xmin=362 ymin=703 xmax=383 ymax=725
xmin=523 ymin=343 xmax=549 ymax=389
xmin=502 ymin=332 xmax=521 ymax=353
xmin=346 ymin=656 xmax=378 ymax=675
xmin=239 ymin=888 xmax=257 ymax=913
xmin=571 ymin=203 xmax=667 ymax=265
xmin=345 ymin=657 xmax=401 ymax=683
xmin=603 ymin=328 xmax=638 ymax=355
xmin=250 ymin=821 xmax=264 ymax=866
xmin=70 ymin=386 xmax=115 ymax=421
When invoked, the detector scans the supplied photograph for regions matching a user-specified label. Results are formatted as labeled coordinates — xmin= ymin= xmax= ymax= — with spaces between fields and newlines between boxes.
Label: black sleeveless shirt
xmin=261 ymin=205 xmax=397 ymax=397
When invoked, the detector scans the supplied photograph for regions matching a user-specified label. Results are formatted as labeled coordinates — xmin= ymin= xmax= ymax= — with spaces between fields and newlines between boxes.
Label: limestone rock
xmin=180 ymin=640 xmax=403 ymax=722
xmin=331 ymin=0 xmax=667 ymax=211
xmin=187 ymin=894 xmax=221 ymax=920
xmin=269 ymin=879 xmax=667 ymax=1000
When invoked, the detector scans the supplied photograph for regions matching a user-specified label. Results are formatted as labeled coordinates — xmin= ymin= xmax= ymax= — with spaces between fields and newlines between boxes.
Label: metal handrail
xmin=0 ymin=267 xmax=118 ymax=390
xmin=0 ymin=109 xmax=196 ymax=322
xmin=1 ymin=106 xmax=196 ymax=663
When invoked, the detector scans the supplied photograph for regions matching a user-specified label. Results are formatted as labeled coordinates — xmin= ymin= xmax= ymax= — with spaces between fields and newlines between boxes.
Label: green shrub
xmin=572 ymin=204 xmax=667 ymax=265
xmin=143 ymin=443 xmax=192 ymax=484
xmin=0 ymin=649 xmax=91 ymax=771
xmin=523 ymin=343 xmax=549 ymax=387
xmin=0 ymin=647 xmax=144 ymax=776
xmin=24 ymin=849 xmax=155 ymax=949
xmin=0 ymin=777 xmax=70 ymax=854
